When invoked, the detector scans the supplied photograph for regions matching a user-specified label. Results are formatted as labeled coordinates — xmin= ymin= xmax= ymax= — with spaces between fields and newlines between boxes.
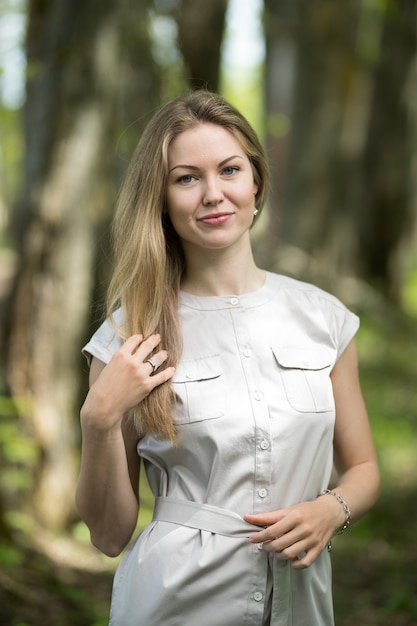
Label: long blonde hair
xmin=107 ymin=90 xmax=269 ymax=442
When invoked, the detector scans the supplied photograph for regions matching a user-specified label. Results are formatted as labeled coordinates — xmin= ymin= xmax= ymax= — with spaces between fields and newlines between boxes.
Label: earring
xmin=253 ymin=207 xmax=259 ymax=216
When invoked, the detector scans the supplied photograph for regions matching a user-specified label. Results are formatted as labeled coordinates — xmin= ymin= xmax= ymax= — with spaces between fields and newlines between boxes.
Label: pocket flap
xmin=173 ymin=354 xmax=222 ymax=383
xmin=272 ymin=346 xmax=332 ymax=371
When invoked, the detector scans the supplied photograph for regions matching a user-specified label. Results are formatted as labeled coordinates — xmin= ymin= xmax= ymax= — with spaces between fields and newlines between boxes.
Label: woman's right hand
xmin=81 ymin=333 xmax=175 ymax=433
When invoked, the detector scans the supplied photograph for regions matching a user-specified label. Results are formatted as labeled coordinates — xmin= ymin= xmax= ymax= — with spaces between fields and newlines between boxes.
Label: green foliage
xmin=333 ymin=492 xmax=417 ymax=625
xmin=0 ymin=541 xmax=23 ymax=566
xmin=71 ymin=520 xmax=91 ymax=544
xmin=356 ymin=308 xmax=417 ymax=487
xmin=0 ymin=397 xmax=39 ymax=509
xmin=0 ymin=106 xmax=24 ymax=207
xmin=330 ymin=300 xmax=417 ymax=625
xmin=402 ymin=265 xmax=417 ymax=319
xmin=149 ymin=12 xmax=188 ymax=102
xmin=221 ymin=64 xmax=265 ymax=140
xmin=0 ymin=535 xmax=112 ymax=626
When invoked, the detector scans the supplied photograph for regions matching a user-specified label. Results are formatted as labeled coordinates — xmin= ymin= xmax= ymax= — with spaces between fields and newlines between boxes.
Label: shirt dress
xmin=82 ymin=271 xmax=359 ymax=626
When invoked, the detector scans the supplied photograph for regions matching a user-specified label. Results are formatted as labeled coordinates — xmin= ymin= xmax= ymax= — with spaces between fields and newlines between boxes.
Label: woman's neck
xmin=180 ymin=246 xmax=265 ymax=297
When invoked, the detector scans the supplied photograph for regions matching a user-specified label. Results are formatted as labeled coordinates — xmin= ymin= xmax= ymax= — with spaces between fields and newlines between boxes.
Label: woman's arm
xmin=244 ymin=339 xmax=380 ymax=569
xmin=322 ymin=338 xmax=380 ymax=525
xmin=75 ymin=334 xmax=175 ymax=557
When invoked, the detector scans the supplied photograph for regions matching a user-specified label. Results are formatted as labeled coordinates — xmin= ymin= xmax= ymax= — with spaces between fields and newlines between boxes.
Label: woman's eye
xmin=177 ymin=174 xmax=194 ymax=184
xmin=223 ymin=166 xmax=239 ymax=176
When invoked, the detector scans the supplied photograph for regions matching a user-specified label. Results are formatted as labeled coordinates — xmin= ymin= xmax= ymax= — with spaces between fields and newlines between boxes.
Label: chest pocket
xmin=272 ymin=346 xmax=334 ymax=413
xmin=172 ymin=355 xmax=225 ymax=425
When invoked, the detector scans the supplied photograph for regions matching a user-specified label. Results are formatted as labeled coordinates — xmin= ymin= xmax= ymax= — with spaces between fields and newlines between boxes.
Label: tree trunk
xmin=264 ymin=0 xmax=363 ymax=284
xmin=358 ymin=0 xmax=417 ymax=303
xmin=260 ymin=0 xmax=298 ymax=269
xmin=3 ymin=0 xmax=160 ymax=529
xmin=175 ymin=0 xmax=228 ymax=91
xmin=263 ymin=0 xmax=417 ymax=303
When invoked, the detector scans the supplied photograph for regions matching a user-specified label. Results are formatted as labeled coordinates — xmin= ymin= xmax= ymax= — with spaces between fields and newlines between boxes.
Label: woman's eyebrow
xmin=169 ymin=164 xmax=199 ymax=173
xmin=169 ymin=155 xmax=244 ymax=174
xmin=218 ymin=155 xmax=244 ymax=167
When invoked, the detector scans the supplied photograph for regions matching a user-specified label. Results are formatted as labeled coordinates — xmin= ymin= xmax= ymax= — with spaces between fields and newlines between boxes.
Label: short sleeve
xmin=82 ymin=309 xmax=124 ymax=366
xmin=318 ymin=294 xmax=360 ymax=361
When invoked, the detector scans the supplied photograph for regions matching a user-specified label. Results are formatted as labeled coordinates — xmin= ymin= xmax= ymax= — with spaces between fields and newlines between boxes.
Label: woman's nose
xmin=202 ymin=177 xmax=224 ymax=206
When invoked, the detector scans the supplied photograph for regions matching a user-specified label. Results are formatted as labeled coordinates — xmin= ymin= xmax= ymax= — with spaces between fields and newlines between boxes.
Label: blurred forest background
xmin=0 ymin=0 xmax=416 ymax=624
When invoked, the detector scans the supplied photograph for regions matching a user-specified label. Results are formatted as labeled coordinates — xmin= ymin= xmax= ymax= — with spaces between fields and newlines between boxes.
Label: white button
xmin=260 ymin=439 xmax=269 ymax=450
xmin=258 ymin=488 xmax=268 ymax=498
xmin=243 ymin=348 xmax=252 ymax=358
xmin=253 ymin=591 xmax=263 ymax=602
xmin=303 ymin=360 xmax=310 ymax=367
xmin=230 ymin=297 xmax=239 ymax=306
xmin=254 ymin=391 xmax=263 ymax=401
xmin=186 ymin=372 xmax=195 ymax=379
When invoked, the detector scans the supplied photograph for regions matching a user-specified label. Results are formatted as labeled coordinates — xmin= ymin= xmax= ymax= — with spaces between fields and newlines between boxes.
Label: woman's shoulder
xmin=266 ymin=271 xmax=352 ymax=311
xmin=265 ymin=271 xmax=360 ymax=357
xmin=82 ymin=308 xmax=125 ymax=366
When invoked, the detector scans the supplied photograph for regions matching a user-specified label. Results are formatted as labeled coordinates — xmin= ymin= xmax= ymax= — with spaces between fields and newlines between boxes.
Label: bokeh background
xmin=0 ymin=0 xmax=416 ymax=624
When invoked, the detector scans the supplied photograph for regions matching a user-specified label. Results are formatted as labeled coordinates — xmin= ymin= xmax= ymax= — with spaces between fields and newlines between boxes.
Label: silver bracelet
xmin=321 ymin=489 xmax=351 ymax=535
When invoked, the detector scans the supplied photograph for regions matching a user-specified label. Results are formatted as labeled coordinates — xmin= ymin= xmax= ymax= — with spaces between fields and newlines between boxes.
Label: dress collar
xmin=179 ymin=271 xmax=277 ymax=311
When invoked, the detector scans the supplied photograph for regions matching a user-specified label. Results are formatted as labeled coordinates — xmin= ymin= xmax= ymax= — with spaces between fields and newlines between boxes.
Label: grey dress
xmin=82 ymin=272 xmax=359 ymax=626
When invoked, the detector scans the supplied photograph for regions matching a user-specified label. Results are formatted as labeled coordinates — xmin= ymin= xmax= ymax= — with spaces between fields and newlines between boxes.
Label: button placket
xmin=230 ymin=308 xmax=272 ymax=515
xmin=227 ymin=307 xmax=271 ymax=624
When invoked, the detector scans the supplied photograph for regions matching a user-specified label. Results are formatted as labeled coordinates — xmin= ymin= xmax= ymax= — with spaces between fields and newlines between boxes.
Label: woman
xmin=76 ymin=90 xmax=380 ymax=625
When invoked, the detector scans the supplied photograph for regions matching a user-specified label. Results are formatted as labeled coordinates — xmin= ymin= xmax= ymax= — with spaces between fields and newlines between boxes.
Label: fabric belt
xmin=152 ymin=496 xmax=292 ymax=625
xmin=153 ymin=496 xmax=261 ymax=536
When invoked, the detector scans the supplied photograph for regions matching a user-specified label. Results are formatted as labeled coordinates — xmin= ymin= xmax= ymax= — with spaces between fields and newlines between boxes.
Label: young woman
xmin=76 ymin=90 xmax=380 ymax=625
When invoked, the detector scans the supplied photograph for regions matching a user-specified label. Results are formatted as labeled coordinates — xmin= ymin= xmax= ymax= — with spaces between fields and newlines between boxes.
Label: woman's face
xmin=166 ymin=123 xmax=258 ymax=256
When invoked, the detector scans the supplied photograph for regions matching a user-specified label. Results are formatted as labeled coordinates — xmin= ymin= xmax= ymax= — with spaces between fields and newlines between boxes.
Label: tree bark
xmin=175 ymin=0 xmax=228 ymax=91
xmin=3 ymin=0 xmax=160 ymax=529
xmin=264 ymin=0 xmax=364 ymax=285
xmin=262 ymin=0 xmax=417 ymax=305
xmin=261 ymin=0 xmax=299 ymax=266
xmin=358 ymin=0 xmax=417 ymax=303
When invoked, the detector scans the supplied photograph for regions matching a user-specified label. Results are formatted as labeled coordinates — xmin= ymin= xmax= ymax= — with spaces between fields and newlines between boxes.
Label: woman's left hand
xmin=244 ymin=496 xmax=344 ymax=569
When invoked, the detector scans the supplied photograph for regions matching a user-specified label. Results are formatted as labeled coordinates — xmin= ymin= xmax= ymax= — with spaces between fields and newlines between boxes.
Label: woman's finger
xmin=121 ymin=334 xmax=145 ymax=354
xmin=143 ymin=349 xmax=169 ymax=375
xmin=121 ymin=333 xmax=162 ymax=359
xmin=147 ymin=366 xmax=176 ymax=388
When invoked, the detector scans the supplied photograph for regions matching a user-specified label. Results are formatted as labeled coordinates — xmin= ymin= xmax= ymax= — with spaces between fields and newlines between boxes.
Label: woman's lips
xmin=198 ymin=213 xmax=233 ymax=225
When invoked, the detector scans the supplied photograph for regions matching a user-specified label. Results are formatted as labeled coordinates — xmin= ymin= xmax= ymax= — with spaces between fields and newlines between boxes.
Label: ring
xmin=145 ymin=358 xmax=158 ymax=374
